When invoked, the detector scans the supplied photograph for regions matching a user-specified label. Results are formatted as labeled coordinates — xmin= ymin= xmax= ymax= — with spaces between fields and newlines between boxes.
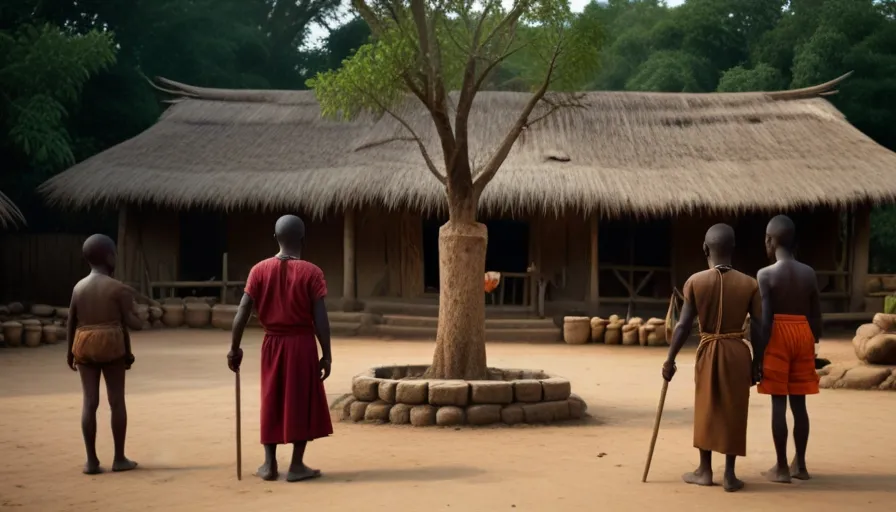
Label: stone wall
xmin=332 ymin=366 xmax=588 ymax=427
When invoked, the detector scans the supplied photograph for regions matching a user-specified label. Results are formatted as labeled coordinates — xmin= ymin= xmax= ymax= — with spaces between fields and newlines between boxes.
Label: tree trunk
xmin=425 ymin=219 xmax=489 ymax=380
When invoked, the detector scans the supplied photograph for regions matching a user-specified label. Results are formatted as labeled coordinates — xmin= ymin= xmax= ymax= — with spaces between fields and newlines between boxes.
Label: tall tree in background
xmin=310 ymin=0 xmax=602 ymax=379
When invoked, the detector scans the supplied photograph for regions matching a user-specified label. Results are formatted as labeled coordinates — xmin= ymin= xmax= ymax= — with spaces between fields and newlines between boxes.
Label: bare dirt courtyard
xmin=1 ymin=331 xmax=894 ymax=512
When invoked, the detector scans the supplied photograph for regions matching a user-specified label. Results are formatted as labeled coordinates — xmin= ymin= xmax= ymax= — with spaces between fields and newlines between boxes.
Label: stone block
xmin=466 ymin=405 xmax=502 ymax=425
xmin=352 ymin=376 xmax=379 ymax=401
xmin=389 ymin=404 xmax=412 ymax=424
xmin=364 ymin=400 xmax=393 ymax=422
xmin=428 ymin=381 xmax=469 ymax=406
xmin=568 ymin=393 xmax=588 ymax=419
xmin=470 ymin=381 xmax=513 ymax=404
xmin=349 ymin=401 xmax=370 ymax=422
xmin=542 ymin=378 xmax=572 ymax=401
xmin=501 ymin=404 xmax=525 ymax=425
xmin=410 ymin=405 xmax=437 ymax=427
xmin=337 ymin=396 xmax=356 ymax=420
xmin=547 ymin=400 xmax=571 ymax=421
xmin=514 ymin=380 xmax=543 ymax=403
xmin=838 ymin=366 xmax=893 ymax=389
xmin=436 ymin=406 xmax=466 ymax=426
xmin=378 ymin=380 xmax=397 ymax=403
xmin=396 ymin=380 xmax=428 ymax=405
xmin=522 ymin=402 xmax=556 ymax=424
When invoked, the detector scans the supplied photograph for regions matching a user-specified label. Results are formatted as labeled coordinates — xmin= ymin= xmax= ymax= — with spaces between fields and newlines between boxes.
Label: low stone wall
xmin=332 ymin=366 xmax=588 ymax=427
xmin=818 ymin=362 xmax=896 ymax=391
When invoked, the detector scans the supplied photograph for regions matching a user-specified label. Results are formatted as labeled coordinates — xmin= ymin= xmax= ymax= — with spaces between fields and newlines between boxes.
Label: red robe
xmin=245 ymin=257 xmax=333 ymax=444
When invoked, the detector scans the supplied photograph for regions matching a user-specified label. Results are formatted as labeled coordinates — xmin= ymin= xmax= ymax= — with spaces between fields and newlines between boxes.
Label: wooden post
xmin=529 ymin=219 xmax=541 ymax=314
xmin=116 ymin=206 xmax=128 ymax=282
xmin=850 ymin=205 xmax=871 ymax=312
xmin=589 ymin=214 xmax=599 ymax=314
xmin=343 ymin=210 xmax=356 ymax=311
xmin=221 ymin=252 xmax=229 ymax=304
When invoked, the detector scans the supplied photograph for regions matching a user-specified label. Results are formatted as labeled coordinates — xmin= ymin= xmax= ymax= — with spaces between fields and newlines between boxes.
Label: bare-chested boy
xmin=663 ymin=224 xmax=762 ymax=492
xmin=756 ymin=215 xmax=821 ymax=483
xmin=67 ymin=234 xmax=143 ymax=474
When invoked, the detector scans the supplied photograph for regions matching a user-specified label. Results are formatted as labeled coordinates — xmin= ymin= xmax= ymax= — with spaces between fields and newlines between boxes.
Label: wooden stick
xmin=642 ymin=380 xmax=669 ymax=483
xmin=235 ymin=371 xmax=242 ymax=481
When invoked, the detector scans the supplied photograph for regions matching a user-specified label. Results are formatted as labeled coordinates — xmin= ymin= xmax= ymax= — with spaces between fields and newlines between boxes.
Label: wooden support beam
xmin=589 ymin=215 xmax=599 ymax=314
xmin=343 ymin=210 xmax=356 ymax=311
xmin=850 ymin=205 xmax=871 ymax=312
xmin=116 ymin=206 xmax=128 ymax=281
xmin=220 ymin=252 xmax=229 ymax=304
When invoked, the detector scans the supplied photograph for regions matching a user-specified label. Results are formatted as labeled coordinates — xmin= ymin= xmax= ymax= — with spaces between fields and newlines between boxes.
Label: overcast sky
xmin=306 ymin=0 xmax=687 ymax=47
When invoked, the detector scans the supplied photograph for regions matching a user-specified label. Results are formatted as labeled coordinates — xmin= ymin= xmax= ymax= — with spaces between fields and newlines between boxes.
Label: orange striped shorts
xmin=758 ymin=314 xmax=819 ymax=396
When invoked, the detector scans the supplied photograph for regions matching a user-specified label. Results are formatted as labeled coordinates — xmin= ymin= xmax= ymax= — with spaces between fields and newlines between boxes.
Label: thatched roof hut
xmin=0 ymin=190 xmax=25 ymax=228
xmin=40 ymin=73 xmax=896 ymax=218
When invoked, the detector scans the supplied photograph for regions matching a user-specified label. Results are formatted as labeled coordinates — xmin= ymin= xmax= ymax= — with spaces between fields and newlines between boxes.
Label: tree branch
xmin=472 ymin=44 xmax=562 ymax=195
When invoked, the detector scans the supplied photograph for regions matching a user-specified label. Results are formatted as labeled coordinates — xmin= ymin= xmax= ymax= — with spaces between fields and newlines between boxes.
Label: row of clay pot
xmin=563 ymin=315 xmax=668 ymax=346
xmin=1 ymin=320 xmax=65 ymax=347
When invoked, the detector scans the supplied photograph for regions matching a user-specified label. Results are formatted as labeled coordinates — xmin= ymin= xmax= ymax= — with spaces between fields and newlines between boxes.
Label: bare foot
xmin=112 ymin=458 xmax=138 ymax=472
xmin=682 ymin=468 xmax=713 ymax=487
xmin=286 ymin=464 xmax=322 ymax=482
xmin=256 ymin=461 xmax=278 ymax=481
xmin=723 ymin=473 xmax=744 ymax=492
xmin=790 ymin=459 xmax=811 ymax=480
xmin=762 ymin=465 xmax=792 ymax=484
xmin=83 ymin=459 xmax=103 ymax=475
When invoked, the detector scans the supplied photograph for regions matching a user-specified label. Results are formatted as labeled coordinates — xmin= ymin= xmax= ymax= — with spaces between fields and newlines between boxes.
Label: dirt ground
xmin=1 ymin=331 xmax=894 ymax=512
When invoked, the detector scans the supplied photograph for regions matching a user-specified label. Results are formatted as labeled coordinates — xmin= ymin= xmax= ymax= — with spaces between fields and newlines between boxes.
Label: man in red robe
xmin=227 ymin=214 xmax=333 ymax=482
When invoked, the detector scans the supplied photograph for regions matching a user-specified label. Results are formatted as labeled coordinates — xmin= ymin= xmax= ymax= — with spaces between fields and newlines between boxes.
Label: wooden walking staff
xmin=642 ymin=379 xmax=670 ymax=482
xmin=235 ymin=371 xmax=242 ymax=480
xmin=643 ymin=289 xmax=683 ymax=483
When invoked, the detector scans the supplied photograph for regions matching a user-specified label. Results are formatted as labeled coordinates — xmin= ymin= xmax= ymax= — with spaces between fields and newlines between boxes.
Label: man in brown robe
xmin=663 ymin=224 xmax=762 ymax=492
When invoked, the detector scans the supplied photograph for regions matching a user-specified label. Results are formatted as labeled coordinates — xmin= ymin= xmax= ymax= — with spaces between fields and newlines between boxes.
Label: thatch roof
xmin=0 ymin=189 xmax=25 ymax=228
xmin=39 ymin=73 xmax=896 ymax=217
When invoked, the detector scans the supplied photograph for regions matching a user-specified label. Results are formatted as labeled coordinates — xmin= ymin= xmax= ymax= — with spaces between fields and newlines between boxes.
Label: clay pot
xmin=605 ymin=321 xmax=623 ymax=345
xmin=55 ymin=307 xmax=69 ymax=320
xmin=162 ymin=304 xmax=186 ymax=328
xmin=184 ymin=303 xmax=212 ymax=328
xmin=162 ymin=297 xmax=184 ymax=305
xmin=866 ymin=276 xmax=883 ymax=294
xmin=622 ymin=324 xmax=639 ymax=346
xmin=563 ymin=316 xmax=591 ymax=345
xmin=590 ymin=317 xmax=609 ymax=343
xmin=23 ymin=324 xmax=43 ymax=347
xmin=211 ymin=305 xmax=238 ymax=330
xmin=149 ymin=307 xmax=163 ymax=320
xmin=7 ymin=302 xmax=24 ymax=315
xmin=31 ymin=304 xmax=55 ymax=317
xmin=2 ymin=321 xmax=23 ymax=347
xmin=42 ymin=325 xmax=59 ymax=344
xmin=638 ymin=325 xmax=649 ymax=346
xmin=882 ymin=276 xmax=896 ymax=292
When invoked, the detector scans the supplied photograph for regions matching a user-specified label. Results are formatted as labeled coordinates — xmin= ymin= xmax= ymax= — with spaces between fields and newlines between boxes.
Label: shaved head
xmin=766 ymin=214 xmax=796 ymax=253
xmin=704 ymin=223 xmax=736 ymax=257
xmin=275 ymin=214 xmax=306 ymax=250
xmin=83 ymin=234 xmax=116 ymax=270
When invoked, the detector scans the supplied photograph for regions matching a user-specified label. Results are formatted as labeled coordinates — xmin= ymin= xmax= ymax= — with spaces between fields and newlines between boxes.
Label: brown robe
xmin=683 ymin=267 xmax=760 ymax=457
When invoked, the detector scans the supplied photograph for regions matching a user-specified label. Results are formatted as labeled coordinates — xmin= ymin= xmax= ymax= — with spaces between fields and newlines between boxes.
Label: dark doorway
xmin=421 ymin=217 xmax=530 ymax=296
xmin=178 ymin=211 xmax=227 ymax=297
xmin=422 ymin=217 xmax=445 ymax=292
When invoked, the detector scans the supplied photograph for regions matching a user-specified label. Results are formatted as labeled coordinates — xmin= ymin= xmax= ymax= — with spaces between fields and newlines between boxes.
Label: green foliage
xmin=0 ymin=24 xmax=116 ymax=171
xmin=309 ymin=0 xmax=603 ymax=121
xmin=717 ymin=63 xmax=785 ymax=92
xmin=625 ymin=50 xmax=713 ymax=92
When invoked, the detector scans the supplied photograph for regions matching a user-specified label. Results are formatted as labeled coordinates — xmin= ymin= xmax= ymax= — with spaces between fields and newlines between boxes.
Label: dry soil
xmin=1 ymin=331 xmax=894 ymax=511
